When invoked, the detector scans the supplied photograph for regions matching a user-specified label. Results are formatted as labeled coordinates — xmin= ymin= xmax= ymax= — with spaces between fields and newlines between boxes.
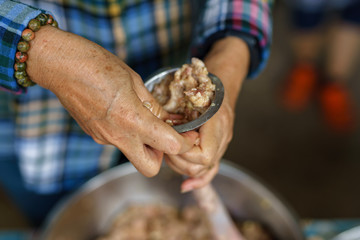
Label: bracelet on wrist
xmin=14 ymin=13 xmax=58 ymax=88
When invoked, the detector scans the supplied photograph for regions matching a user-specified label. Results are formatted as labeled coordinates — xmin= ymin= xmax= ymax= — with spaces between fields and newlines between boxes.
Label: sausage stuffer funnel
xmin=145 ymin=68 xmax=245 ymax=240
xmin=145 ymin=68 xmax=225 ymax=133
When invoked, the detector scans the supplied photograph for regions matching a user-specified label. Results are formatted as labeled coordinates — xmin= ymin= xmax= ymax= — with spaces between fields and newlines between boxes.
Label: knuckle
xmin=142 ymin=165 xmax=161 ymax=177
xmin=201 ymin=152 xmax=212 ymax=165
xmin=108 ymin=104 xmax=141 ymax=126
xmin=141 ymin=156 xmax=162 ymax=178
xmin=167 ymin=138 xmax=182 ymax=155
xmin=131 ymin=71 xmax=142 ymax=81
xmin=226 ymin=131 xmax=233 ymax=144
xmin=186 ymin=165 xmax=202 ymax=177
xmin=93 ymin=137 xmax=106 ymax=145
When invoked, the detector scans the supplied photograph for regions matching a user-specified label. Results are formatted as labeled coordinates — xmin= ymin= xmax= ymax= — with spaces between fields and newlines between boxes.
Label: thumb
xmin=170 ymin=130 xmax=200 ymax=154
xmin=181 ymin=131 xmax=200 ymax=146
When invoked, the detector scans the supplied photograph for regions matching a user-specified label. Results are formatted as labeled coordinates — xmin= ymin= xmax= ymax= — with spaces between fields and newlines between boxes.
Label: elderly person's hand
xmin=164 ymin=37 xmax=250 ymax=192
xmin=26 ymin=26 xmax=196 ymax=177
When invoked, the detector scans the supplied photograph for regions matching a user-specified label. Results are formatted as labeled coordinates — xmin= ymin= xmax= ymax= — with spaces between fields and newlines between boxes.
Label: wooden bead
xmin=14 ymin=62 xmax=26 ymax=71
xmin=17 ymin=76 xmax=35 ymax=87
xmin=22 ymin=29 xmax=35 ymax=41
xmin=17 ymin=41 xmax=30 ymax=52
xmin=36 ymin=13 xmax=48 ymax=26
xmin=14 ymin=71 xmax=26 ymax=80
xmin=51 ymin=20 xmax=58 ymax=28
xmin=47 ymin=14 xmax=54 ymax=25
xmin=14 ymin=13 xmax=59 ymax=88
xmin=28 ymin=19 xmax=41 ymax=32
xmin=15 ymin=52 xmax=28 ymax=62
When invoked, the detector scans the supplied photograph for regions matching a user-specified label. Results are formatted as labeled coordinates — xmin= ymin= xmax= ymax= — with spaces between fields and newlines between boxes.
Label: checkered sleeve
xmin=191 ymin=0 xmax=273 ymax=79
xmin=0 ymin=0 xmax=47 ymax=94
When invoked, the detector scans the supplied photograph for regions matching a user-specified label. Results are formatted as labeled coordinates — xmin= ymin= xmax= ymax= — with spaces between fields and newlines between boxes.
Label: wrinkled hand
xmin=164 ymin=37 xmax=250 ymax=192
xmin=27 ymin=26 xmax=195 ymax=177
xmin=164 ymin=96 xmax=235 ymax=192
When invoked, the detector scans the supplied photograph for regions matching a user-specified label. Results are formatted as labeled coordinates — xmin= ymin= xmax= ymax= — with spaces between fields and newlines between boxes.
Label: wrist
xmin=204 ymin=37 xmax=250 ymax=110
xmin=14 ymin=14 xmax=58 ymax=88
xmin=26 ymin=25 xmax=67 ymax=90
xmin=26 ymin=26 xmax=110 ymax=94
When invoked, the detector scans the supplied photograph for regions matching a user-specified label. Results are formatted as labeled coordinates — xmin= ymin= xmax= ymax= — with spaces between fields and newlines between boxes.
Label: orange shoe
xmin=319 ymin=83 xmax=355 ymax=133
xmin=282 ymin=63 xmax=318 ymax=111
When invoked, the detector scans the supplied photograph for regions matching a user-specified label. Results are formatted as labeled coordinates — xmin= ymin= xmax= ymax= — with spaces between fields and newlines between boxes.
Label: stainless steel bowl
xmin=144 ymin=68 xmax=224 ymax=133
xmin=332 ymin=226 xmax=360 ymax=240
xmin=41 ymin=160 xmax=304 ymax=240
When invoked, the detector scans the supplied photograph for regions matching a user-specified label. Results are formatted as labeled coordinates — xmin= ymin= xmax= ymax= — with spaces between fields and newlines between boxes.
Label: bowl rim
xmin=40 ymin=160 xmax=305 ymax=240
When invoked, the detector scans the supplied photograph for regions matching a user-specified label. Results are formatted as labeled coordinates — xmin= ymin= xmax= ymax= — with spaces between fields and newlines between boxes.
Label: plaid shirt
xmin=0 ymin=0 xmax=273 ymax=194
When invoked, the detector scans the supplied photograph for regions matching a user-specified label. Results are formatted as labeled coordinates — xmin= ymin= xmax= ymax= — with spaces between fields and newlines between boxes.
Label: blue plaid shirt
xmin=0 ymin=0 xmax=273 ymax=194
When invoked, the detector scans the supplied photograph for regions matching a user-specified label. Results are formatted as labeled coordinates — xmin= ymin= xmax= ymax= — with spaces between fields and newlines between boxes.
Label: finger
xmin=139 ymin=113 xmax=197 ymax=155
xmin=198 ymin=121 xmax=222 ymax=157
xmin=132 ymin=76 xmax=170 ymax=120
xmin=165 ymin=154 xmax=206 ymax=177
xmin=168 ymin=113 xmax=185 ymax=120
xmin=142 ymin=99 xmax=170 ymax=120
xmin=165 ymin=156 xmax=207 ymax=178
xmin=120 ymin=142 xmax=163 ymax=177
xmin=179 ymin=124 xmax=218 ymax=165
xmin=123 ymin=87 xmax=196 ymax=155
xmin=180 ymin=131 xmax=200 ymax=146
xmin=129 ymin=75 xmax=200 ymax=154
xmin=181 ymin=163 xmax=219 ymax=193
xmin=164 ymin=156 xmax=186 ymax=176
xmin=144 ymin=145 xmax=164 ymax=167
xmin=84 ymin=110 xmax=165 ymax=177
xmin=178 ymin=147 xmax=206 ymax=164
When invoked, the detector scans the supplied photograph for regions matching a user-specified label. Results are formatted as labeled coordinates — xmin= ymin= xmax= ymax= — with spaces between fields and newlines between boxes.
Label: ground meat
xmin=97 ymin=205 xmax=275 ymax=240
xmin=97 ymin=205 xmax=213 ymax=240
xmin=237 ymin=221 xmax=274 ymax=240
xmin=151 ymin=58 xmax=216 ymax=125
xmin=151 ymin=74 xmax=172 ymax=106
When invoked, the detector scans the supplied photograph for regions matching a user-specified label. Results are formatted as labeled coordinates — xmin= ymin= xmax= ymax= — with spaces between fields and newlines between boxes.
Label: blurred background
xmin=1 ymin=0 xmax=360 ymax=229
xmin=226 ymin=0 xmax=360 ymax=219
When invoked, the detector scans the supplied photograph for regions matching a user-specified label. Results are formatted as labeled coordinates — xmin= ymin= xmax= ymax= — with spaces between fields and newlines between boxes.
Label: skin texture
xmin=26 ymin=26 xmax=197 ymax=178
xmin=26 ymin=26 xmax=249 ymax=190
xmin=165 ymin=37 xmax=250 ymax=192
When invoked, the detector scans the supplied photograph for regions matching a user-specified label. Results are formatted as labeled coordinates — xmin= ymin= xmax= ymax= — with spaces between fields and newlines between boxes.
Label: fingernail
xmin=195 ymin=137 xmax=200 ymax=146
xmin=142 ymin=101 xmax=152 ymax=109
xmin=181 ymin=185 xmax=193 ymax=193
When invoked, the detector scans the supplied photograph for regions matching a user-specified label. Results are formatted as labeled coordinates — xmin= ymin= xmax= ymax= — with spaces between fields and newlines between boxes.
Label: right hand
xmin=26 ymin=26 xmax=196 ymax=177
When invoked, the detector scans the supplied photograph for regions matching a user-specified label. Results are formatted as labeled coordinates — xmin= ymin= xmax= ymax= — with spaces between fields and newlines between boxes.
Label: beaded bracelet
xmin=14 ymin=13 xmax=58 ymax=87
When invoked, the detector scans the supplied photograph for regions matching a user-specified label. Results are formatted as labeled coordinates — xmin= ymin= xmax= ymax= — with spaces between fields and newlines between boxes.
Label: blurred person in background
xmin=0 ymin=0 xmax=272 ymax=228
xmin=282 ymin=0 xmax=360 ymax=133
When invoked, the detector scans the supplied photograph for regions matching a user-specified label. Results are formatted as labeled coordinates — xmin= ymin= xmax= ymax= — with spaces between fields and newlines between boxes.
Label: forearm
xmin=27 ymin=26 xmax=129 ymax=93
xmin=26 ymin=26 xmax=136 ymax=122
xmin=26 ymin=26 xmax=71 ymax=90
xmin=204 ymin=37 xmax=250 ymax=110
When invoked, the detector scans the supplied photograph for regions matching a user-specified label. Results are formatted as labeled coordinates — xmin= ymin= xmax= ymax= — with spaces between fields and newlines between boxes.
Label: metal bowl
xmin=41 ymin=160 xmax=304 ymax=240
xmin=144 ymin=68 xmax=224 ymax=133
xmin=332 ymin=226 xmax=360 ymax=240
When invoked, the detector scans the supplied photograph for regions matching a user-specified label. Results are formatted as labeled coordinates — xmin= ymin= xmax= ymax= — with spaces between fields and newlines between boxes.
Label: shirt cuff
xmin=191 ymin=30 xmax=262 ymax=79
xmin=0 ymin=0 xmax=51 ymax=94
xmin=190 ymin=0 xmax=273 ymax=79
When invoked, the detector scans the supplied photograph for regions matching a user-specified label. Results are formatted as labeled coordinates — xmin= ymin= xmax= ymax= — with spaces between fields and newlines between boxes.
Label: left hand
xmin=164 ymin=95 xmax=235 ymax=192
xmin=164 ymin=37 xmax=250 ymax=192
